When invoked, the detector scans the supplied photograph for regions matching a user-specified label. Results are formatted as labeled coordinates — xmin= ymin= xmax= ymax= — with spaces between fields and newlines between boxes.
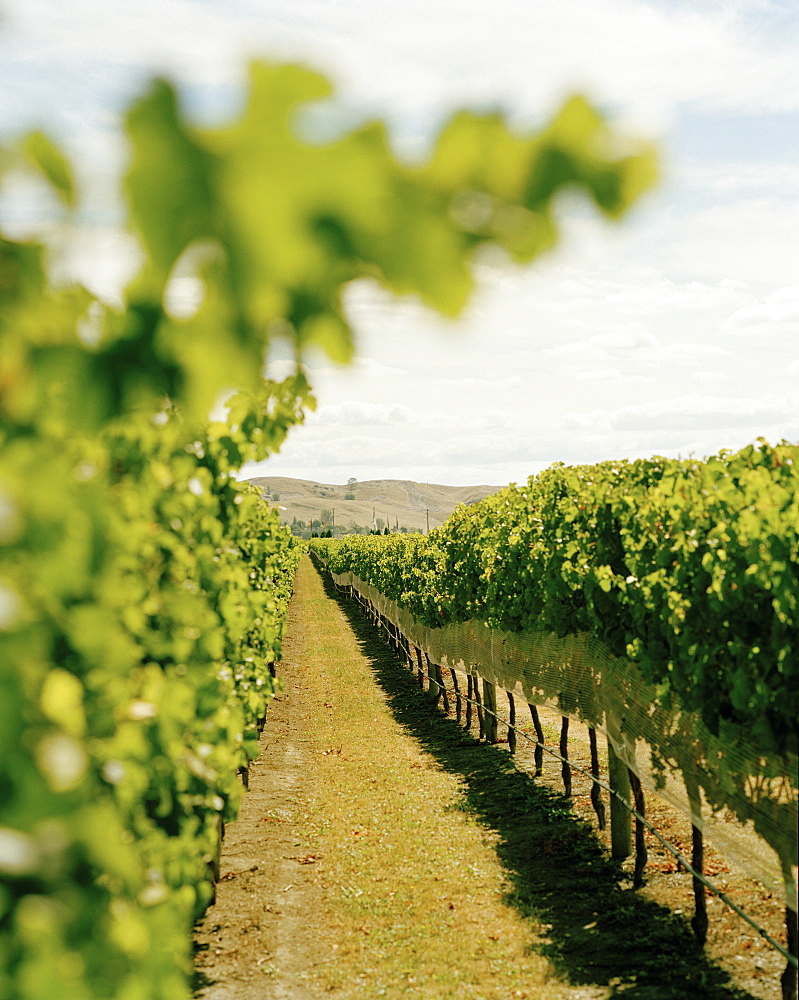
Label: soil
xmin=193 ymin=557 xmax=794 ymax=1000
xmin=194 ymin=588 xmax=332 ymax=999
xmin=483 ymin=699 xmax=792 ymax=1000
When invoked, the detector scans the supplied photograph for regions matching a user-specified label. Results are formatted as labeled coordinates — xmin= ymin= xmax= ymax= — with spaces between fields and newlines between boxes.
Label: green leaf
xmin=124 ymin=80 xmax=217 ymax=293
xmin=22 ymin=131 xmax=76 ymax=208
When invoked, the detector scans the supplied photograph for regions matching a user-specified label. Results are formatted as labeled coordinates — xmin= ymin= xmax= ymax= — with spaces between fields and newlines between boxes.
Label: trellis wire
xmin=347 ymin=584 xmax=798 ymax=972
xmin=450 ymin=678 xmax=797 ymax=968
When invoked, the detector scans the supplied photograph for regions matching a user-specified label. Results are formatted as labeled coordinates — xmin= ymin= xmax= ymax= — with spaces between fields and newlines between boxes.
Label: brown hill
xmin=246 ymin=476 xmax=500 ymax=536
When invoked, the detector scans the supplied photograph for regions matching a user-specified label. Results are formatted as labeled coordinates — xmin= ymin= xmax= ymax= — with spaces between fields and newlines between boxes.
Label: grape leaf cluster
xmin=1 ymin=61 xmax=655 ymax=999
xmin=312 ymin=443 xmax=799 ymax=760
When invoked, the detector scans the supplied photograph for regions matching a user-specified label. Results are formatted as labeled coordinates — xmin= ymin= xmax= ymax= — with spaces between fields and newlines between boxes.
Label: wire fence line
xmin=431 ymin=667 xmax=795 ymax=967
xmin=333 ymin=575 xmax=798 ymax=999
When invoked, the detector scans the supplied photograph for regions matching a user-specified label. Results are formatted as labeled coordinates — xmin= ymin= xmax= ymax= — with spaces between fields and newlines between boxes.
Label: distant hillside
xmin=246 ymin=476 xmax=500 ymax=537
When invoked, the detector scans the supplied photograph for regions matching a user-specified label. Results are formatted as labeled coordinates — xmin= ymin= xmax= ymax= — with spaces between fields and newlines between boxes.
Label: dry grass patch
xmin=294 ymin=563 xmax=562 ymax=999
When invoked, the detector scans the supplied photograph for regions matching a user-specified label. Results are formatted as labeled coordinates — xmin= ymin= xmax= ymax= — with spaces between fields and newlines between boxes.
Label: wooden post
xmin=474 ymin=680 xmax=485 ymax=739
xmin=528 ymin=703 xmax=544 ymax=776
xmin=450 ymin=668 xmax=462 ymax=724
xmin=435 ymin=663 xmax=449 ymax=714
xmin=685 ymin=767 xmax=708 ymax=945
xmin=425 ymin=653 xmax=439 ymax=703
xmin=691 ymin=825 xmax=708 ymax=945
xmin=559 ymin=717 xmax=571 ymax=797
xmin=397 ymin=629 xmax=412 ymax=671
xmin=506 ymin=692 xmax=517 ymax=754
xmin=588 ymin=727 xmax=606 ymax=830
xmin=482 ymin=680 xmax=498 ymax=743
xmin=607 ymin=738 xmax=632 ymax=858
xmin=405 ymin=637 xmax=416 ymax=674
xmin=628 ymin=769 xmax=647 ymax=887
xmin=414 ymin=647 xmax=426 ymax=689
xmin=465 ymin=675 xmax=473 ymax=730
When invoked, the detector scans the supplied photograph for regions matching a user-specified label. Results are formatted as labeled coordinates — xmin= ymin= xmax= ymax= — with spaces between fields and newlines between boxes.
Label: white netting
xmin=332 ymin=570 xmax=798 ymax=913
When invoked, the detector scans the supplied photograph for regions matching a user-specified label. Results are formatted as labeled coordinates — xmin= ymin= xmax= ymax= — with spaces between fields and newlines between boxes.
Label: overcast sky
xmin=2 ymin=0 xmax=798 ymax=486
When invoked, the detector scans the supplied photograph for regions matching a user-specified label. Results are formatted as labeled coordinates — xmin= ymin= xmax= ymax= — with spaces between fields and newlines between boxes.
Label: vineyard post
xmin=434 ymin=663 xmax=449 ymax=713
xmin=482 ymin=680 xmax=498 ymax=743
xmin=607 ymin=739 xmax=632 ymax=858
xmin=559 ymin=717 xmax=572 ymax=797
xmin=506 ymin=691 xmax=517 ymax=754
xmin=474 ymin=680 xmax=485 ymax=739
xmin=401 ymin=630 xmax=415 ymax=673
xmin=685 ymin=770 xmax=708 ymax=944
xmin=691 ymin=825 xmax=708 ymax=945
xmin=414 ymin=647 xmax=426 ymax=689
xmin=628 ymin=770 xmax=648 ymax=887
xmin=588 ymin=727 xmax=606 ymax=830
xmin=450 ymin=668 xmax=462 ymax=724
xmin=425 ymin=653 xmax=439 ymax=702
xmin=528 ymin=703 xmax=545 ymax=776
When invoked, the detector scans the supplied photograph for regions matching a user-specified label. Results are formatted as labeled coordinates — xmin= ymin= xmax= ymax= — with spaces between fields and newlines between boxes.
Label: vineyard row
xmin=309 ymin=443 xmax=799 ymax=991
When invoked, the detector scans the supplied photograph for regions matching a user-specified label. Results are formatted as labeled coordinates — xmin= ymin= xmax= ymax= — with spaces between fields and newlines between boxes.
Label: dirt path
xmin=194 ymin=556 xmax=771 ymax=999
xmin=193 ymin=572 xmax=331 ymax=999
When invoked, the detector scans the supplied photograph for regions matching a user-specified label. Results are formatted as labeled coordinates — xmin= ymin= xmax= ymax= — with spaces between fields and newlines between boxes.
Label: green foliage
xmin=310 ymin=441 xmax=799 ymax=760
xmin=1 ymin=58 xmax=654 ymax=1000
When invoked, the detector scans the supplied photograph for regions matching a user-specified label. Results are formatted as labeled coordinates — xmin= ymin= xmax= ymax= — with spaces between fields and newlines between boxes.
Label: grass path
xmin=194 ymin=556 xmax=757 ymax=1000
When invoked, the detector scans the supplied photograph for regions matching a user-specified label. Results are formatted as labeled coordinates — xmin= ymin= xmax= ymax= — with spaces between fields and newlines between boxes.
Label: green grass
xmin=280 ymin=558 xmax=757 ymax=1000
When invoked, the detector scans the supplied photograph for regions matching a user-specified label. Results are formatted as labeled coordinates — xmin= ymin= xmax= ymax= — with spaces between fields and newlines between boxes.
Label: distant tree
xmin=271 ymin=492 xmax=280 ymax=501
xmin=376 ymin=517 xmax=385 ymax=532
xmin=383 ymin=526 xmax=390 ymax=535
xmin=321 ymin=508 xmax=333 ymax=524
xmin=347 ymin=477 xmax=357 ymax=487
xmin=344 ymin=492 xmax=355 ymax=500
xmin=311 ymin=519 xmax=321 ymax=529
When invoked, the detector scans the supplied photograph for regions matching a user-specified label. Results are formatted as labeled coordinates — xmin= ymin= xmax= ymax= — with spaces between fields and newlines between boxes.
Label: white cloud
xmin=4 ymin=0 xmax=799 ymax=150
xmin=574 ymin=367 xmax=625 ymax=383
xmin=664 ymin=199 xmax=799 ymax=286
xmin=433 ymin=374 xmax=524 ymax=390
xmin=310 ymin=401 xmax=412 ymax=426
xmin=683 ymin=162 xmax=799 ymax=198
xmin=722 ymin=286 xmax=799 ymax=336
xmin=564 ymin=392 xmax=798 ymax=434
xmin=4 ymin=0 xmax=799 ymax=486
xmin=546 ymin=324 xmax=660 ymax=361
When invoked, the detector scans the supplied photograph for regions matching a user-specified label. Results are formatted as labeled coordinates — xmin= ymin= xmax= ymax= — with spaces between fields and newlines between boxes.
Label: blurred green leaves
xmin=1 ymin=58 xmax=657 ymax=1000
xmin=119 ymin=61 xmax=657 ymax=421
xmin=21 ymin=131 xmax=76 ymax=209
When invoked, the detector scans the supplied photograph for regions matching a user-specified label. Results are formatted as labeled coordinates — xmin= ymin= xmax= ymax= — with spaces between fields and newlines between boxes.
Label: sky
xmin=1 ymin=0 xmax=798 ymax=487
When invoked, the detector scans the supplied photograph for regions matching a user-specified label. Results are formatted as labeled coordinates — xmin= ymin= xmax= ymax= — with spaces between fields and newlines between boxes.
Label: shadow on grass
xmin=322 ymin=570 xmax=756 ymax=1000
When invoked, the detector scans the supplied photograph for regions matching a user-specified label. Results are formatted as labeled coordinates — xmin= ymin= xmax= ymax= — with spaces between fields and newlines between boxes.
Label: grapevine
xmin=1 ymin=60 xmax=655 ymax=1000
